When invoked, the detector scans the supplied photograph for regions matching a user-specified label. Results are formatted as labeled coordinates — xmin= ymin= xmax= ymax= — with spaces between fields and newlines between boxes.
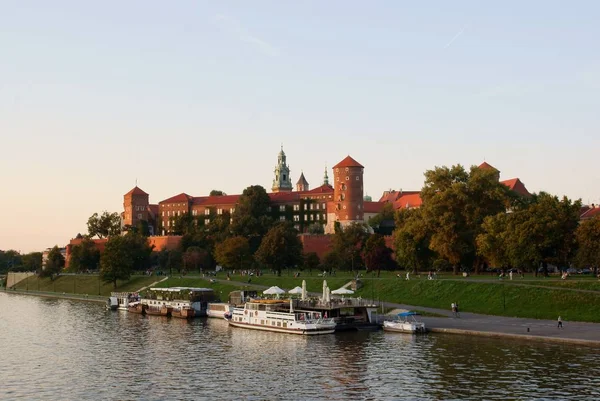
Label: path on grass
xmin=136 ymin=276 xmax=169 ymax=292
xmin=207 ymin=277 xmax=600 ymax=345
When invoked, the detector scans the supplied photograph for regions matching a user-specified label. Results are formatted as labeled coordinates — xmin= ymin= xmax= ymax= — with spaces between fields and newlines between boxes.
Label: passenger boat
xmin=225 ymin=299 xmax=336 ymax=335
xmin=128 ymin=302 xmax=147 ymax=315
xmin=382 ymin=312 xmax=426 ymax=333
xmin=145 ymin=304 xmax=172 ymax=317
xmin=171 ymin=306 xmax=195 ymax=319
xmin=141 ymin=287 xmax=215 ymax=317
xmin=207 ymin=303 xmax=233 ymax=318
xmin=106 ymin=296 xmax=119 ymax=311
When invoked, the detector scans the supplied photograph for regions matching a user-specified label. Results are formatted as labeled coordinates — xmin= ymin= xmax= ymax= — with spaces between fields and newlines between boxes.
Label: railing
xmin=294 ymin=298 xmax=377 ymax=309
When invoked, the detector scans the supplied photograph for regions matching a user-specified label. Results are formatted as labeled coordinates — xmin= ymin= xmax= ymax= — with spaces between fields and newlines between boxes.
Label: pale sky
xmin=1 ymin=1 xmax=599 ymax=253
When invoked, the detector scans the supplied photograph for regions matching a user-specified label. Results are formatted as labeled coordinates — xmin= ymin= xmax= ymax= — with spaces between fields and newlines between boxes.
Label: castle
xmin=122 ymin=148 xmax=531 ymax=237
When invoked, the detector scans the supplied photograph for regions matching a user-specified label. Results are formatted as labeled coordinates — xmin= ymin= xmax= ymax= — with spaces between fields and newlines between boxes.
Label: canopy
xmin=263 ymin=286 xmax=286 ymax=295
xmin=331 ymin=287 xmax=354 ymax=295
xmin=397 ymin=311 xmax=420 ymax=317
xmin=288 ymin=286 xmax=303 ymax=294
xmin=301 ymin=280 xmax=307 ymax=301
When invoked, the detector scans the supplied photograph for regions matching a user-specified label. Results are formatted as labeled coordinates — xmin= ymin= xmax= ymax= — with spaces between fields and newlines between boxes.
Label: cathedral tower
xmin=296 ymin=172 xmax=309 ymax=192
xmin=272 ymin=146 xmax=293 ymax=193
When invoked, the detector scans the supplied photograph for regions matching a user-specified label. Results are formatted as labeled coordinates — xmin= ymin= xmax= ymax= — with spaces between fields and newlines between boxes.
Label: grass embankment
xmin=354 ymin=279 xmax=600 ymax=323
xmin=12 ymin=275 xmax=159 ymax=297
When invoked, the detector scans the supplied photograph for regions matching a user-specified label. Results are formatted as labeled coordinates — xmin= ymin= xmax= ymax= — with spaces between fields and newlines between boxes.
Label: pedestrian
xmin=406 ymin=271 xmax=410 ymax=281
xmin=455 ymin=302 xmax=460 ymax=318
xmin=451 ymin=302 xmax=456 ymax=317
xmin=558 ymin=316 xmax=563 ymax=329
xmin=509 ymin=271 xmax=513 ymax=280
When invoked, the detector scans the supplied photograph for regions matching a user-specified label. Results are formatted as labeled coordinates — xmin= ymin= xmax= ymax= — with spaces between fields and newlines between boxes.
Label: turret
xmin=326 ymin=156 xmax=364 ymax=232
xmin=272 ymin=146 xmax=293 ymax=192
xmin=296 ymin=172 xmax=309 ymax=192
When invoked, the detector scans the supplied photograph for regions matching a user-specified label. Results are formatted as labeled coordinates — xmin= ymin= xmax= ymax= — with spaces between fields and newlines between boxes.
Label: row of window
xmin=161 ymin=203 xmax=187 ymax=208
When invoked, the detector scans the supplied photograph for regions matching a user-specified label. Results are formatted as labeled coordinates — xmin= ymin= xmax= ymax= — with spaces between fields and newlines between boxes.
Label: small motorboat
xmin=383 ymin=311 xmax=426 ymax=333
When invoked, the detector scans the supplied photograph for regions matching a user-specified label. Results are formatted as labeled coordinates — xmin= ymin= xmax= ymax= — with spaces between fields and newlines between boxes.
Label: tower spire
xmin=323 ymin=165 xmax=329 ymax=185
xmin=272 ymin=145 xmax=293 ymax=192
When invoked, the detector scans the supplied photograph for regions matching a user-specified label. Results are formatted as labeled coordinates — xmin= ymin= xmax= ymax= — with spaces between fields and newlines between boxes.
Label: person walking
xmin=451 ymin=302 xmax=456 ymax=317
xmin=558 ymin=316 xmax=563 ymax=329
xmin=455 ymin=302 xmax=460 ymax=318
xmin=509 ymin=271 xmax=513 ymax=280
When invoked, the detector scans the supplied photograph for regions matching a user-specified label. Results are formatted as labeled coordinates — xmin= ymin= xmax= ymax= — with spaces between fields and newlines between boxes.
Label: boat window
xmin=282 ymin=322 xmax=287 ymax=328
xmin=277 ymin=322 xmax=281 ymax=327
xmin=261 ymin=320 xmax=264 ymax=325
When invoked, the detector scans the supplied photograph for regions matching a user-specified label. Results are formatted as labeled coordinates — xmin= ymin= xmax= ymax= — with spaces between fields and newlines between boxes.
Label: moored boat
xmin=171 ymin=306 xmax=195 ymax=319
xmin=207 ymin=303 xmax=233 ymax=318
xmin=382 ymin=312 xmax=426 ymax=333
xmin=225 ymin=299 xmax=336 ymax=335
xmin=106 ymin=296 xmax=119 ymax=311
xmin=145 ymin=304 xmax=172 ymax=317
xmin=128 ymin=302 xmax=147 ymax=315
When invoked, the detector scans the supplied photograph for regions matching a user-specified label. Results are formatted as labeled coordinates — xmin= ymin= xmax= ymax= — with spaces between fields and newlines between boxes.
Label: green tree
xmin=172 ymin=213 xmax=196 ymax=236
xmin=231 ymin=185 xmax=273 ymax=251
xmin=303 ymin=252 xmax=320 ymax=274
xmin=255 ymin=222 xmax=303 ymax=276
xmin=0 ymin=250 xmax=23 ymax=273
xmin=167 ymin=249 xmax=183 ymax=274
xmin=214 ymin=236 xmax=252 ymax=270
xmin=100 ymin=233 xmax=153 ymax=288
xmin=183 ymin=246 xmax=210 ymax=274
xmin=87 ymin=211 xmax=121 ymax=239
xmin=331 ymin=222 xmax=369 ymax=272
xmin=420 ymin=164 xmax=511 ymax=274
xmin=68 ymin=239 xmax=100 ymax=273
xmin=368 ymin=203 xmax=395 ymax=234
xmin=576 ymin=217 xmax=600 ymax=275
xmin=21 ymin=252 xmax=42 ymax=273
xmin=41 ymin=246 xmax=65 ymax=280
xmin=477 ymin=213 xmax=511 ymax=270
xmin=393 ymin=208 xmax=435 ymax=273
xmin=362 ymin=234 xmax=394 ymax=277
xmin=209 ymin=190 xmax=227 ymax=196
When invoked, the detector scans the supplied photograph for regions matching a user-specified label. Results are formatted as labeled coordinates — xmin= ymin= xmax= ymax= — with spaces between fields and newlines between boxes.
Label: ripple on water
xmin=2 ymin=293 xmax=600 ymax=400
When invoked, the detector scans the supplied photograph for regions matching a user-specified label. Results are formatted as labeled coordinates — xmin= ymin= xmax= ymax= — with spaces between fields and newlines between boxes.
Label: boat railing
xmin=294 ymin=298 xmax=377 ymax=309
xmin=305 ymin=318 xmax=336 ymax=325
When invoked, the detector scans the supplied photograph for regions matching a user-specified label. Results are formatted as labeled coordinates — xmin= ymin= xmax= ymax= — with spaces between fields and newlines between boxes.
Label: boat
xmin=171 ymin=306 xmax=195 ymax=319
xmin=111 ymin=292 xmax=140 ymax=311
xmin=382 ymin=312 xmax=426 ymax=333
xmin=106 ymin=296 xmax=119 ymax=311
xmin=141 ymin=287 xmax=215 ymax=317
xmin=207 ymin=303 xmax=233 ymax=318
xmin=145 ymin=304 xmax=172 ymax=317
xmin=128 ymin=302 xmax=147 ymax=315
xmin=225 ymin=299 xmax=336 ymax=335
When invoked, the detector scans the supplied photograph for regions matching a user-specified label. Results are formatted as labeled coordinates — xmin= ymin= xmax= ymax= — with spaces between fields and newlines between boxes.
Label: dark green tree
xmin=209 ymin=190 xmax=227 ymax=196
xmin=41 ymin=246 xmax=65 ymax=280
xmin=214 ymin=236 xmax=252 ymax=270
xmin=21 ymin=252 xmax=42 ymax=273
xmin=303 ymin=252 xmax=320 ymax=274
xmin=331 ymin=222 xmax=369 ymax=272
xmin=231 ymin=185 xmax=273 ymax=251
xmin=576 ymin=217 xmax=600 ymax=275
xmin=393 ymin=208 xmax=435 ymax=273
xmin=68 ymin=238 xmax=100 ymax=273
xmin=167 ymin=249 xmax=183 ymax=274
xmin=100 ymin=233 xmax=153 ymax=288
xmin=362 ymin=234 xmax=394 ymax=277
xmin=255 ymin=222 xmax=303 ymax=276
xmin=87 ymin=211 xmax=121 ymax=239
xmin=368 ymin=202 xmax=396 ymax=234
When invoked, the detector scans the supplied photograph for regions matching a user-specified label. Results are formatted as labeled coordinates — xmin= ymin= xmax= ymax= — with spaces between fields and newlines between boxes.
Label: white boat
xmin=225 ymin=299 xmax=336 ymax=335
xmin=383 ymin=311 xmax=426 ymax=333
xmin=207 ymin=303 xmax=233 ymax=318
xmin=110 ymin=292 xmax=140 ymax=311
xmin=106 ymin=296 xmax=119 ymax=311
xmin=141 ymin=287 xmax=215 ymax=317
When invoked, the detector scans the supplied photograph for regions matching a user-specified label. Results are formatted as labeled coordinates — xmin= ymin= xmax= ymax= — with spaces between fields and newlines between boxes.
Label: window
xmin=310 ymin=204 xmax=314 ymax=210
xmin=356 ymin=175 xmax=360 ymax=180
xmin=304 ymin=215 xmax=308 ymax=221
xmin=167 ymin=211 xmax=171 ymax=217
xmin=293 ymin=215 xmax=300 ymax=221
xmin=138 ymin=214 xmax=142 ymax=219
xmin=192 ymin=210 xmax=197 ymax=216
xmin=342 ymin=184 xmax=346 ymax=190
xmin=205 ymin=209 xmax=210 ymax=215
xmin=293 ymin=204 xmax=300 ymax=211
xmin=167 ymin=220 xmax=170 ymax=227
xmin=162 ymin=211 xmax=164 ymax=217
xmin=205 ymin=219 xmax=210 ymax=225
xmin=335 ymin=168 xmax=339 ymax=173
xmin=322 ymin=203 xmax=326 ymax=209
xmin=279 ymin=205 xmax=285 ymax=212
xmin=217 ymin=208 xmax=223 ymax=215
xmin=310 ymin=214 xmax=314 ymax=221
xmin=280 ymin=216 xmax=285 ymax=221
xmin=322 ymin=214 xmax=326 ymax=220
xmin=345 ymin=167 xmax=349 ymax=172
xmin=336 ymin=177 xmax=340 ymax=182
xmin=294 ymin=224 xmax=300 ymax=231
xmin=177 ymin=211 xmax=180 ymax=216
xmin=304 ymin=204 xmax=308 ymax=210
xmin=345 ymin=176 xmax=349 ymax=181
xmin=341 ymin=193 xmax=345 ymax=200
xmin=315 ymin=203 xmax=320 ymax=210
xmin=267 ymin=206 xmax=272 ymax=212
xmin=343 ymin=205 xmax=347 ymax=209
xmin=230 ymin=208 xmax=235 ymax=214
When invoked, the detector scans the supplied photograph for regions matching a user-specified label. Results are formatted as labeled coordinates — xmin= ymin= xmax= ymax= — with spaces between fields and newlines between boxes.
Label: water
xmin=1 ymin=293 xmax=599 ymax=400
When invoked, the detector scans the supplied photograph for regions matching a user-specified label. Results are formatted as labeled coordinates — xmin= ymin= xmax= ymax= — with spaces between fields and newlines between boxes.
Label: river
xmin=1 ymin=293 xmax=599 ymax=400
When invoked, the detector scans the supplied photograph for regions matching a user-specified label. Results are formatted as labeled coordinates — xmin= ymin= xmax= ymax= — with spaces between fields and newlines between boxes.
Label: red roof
xmin=363 ymin=201 xmax=385 ymax=214
xmin=302 ymin=184 xmax=334 ymax=195
xmin=500 ymin=178 xmax=531 ymax=197
xmin=269 ymin=192 xmax=301 ymax=203
xmin=581 ymin=207 xmax=600 ymax=220
xmin=392 ymin=193 xmax=423 ymax=210
xmin=193 ymin=194 xmax=240 ymax=206
xmin=379 ymin=190 xmax=420 ymax=203
xmin=296 ymin=173 xmax=309 ymax=186
xmin=333 ymin=155 xmax=364 ymax=169
xmin=478 ymin=161 xmax=498 ymax=170
xmin=160 ymin=193 xmax=192 ymax=204
xmin=124 ymin=186 xmax=148 ymax=197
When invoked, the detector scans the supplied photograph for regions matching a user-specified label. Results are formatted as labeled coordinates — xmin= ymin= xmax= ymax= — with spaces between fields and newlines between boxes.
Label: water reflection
xmin=1 ymin=293 xmax=600 ymax=400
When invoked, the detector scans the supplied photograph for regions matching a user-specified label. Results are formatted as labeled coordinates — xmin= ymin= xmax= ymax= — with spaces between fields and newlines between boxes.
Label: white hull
xmin=206 ymin=303 xmax=233 ymax=318
xmin=227 ymin=319 xmax=335 ymax=335
xmin=383 ymin=321 xmax=426 ymax=334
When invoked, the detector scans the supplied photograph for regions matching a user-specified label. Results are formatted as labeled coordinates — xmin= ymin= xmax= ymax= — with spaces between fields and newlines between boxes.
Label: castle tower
xmin=272 ymin=146 xmax=293 ymax=192
xmin=296 ymin=172 xmax=309 ymax=192
xmin=323 ymin=166 xmax=329 ymax=186
xmin=123 ymin=186 xmax=150 ymax=228
xmin=327 ymin=156 xmax=364 ymax=232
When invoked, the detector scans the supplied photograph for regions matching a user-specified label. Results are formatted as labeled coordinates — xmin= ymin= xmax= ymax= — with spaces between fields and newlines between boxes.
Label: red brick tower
xmin=123 ymin=186 xmax=150 ymax=228
xmin=330 ymin=155 xmax=364 ymax=230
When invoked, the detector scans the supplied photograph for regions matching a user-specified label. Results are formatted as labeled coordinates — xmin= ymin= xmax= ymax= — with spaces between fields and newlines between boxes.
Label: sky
xmin=1 ymin=1 xmax=599 ymax=253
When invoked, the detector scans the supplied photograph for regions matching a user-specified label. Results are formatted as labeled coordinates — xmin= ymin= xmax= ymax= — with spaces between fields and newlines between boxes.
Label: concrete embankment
xmin=1 ymin=288 xmax=106 ymax=304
